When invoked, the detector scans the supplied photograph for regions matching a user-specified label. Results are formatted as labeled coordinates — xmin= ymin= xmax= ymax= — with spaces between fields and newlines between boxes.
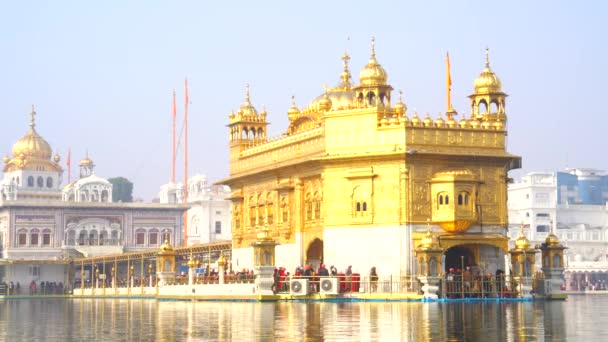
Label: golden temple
xmin=219 ymin=39 xmax=521 ymax=276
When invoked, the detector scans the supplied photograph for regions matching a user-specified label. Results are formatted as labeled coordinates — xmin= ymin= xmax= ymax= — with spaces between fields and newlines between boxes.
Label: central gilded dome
xmin=12 ymin=129 xmax=53 ymax=160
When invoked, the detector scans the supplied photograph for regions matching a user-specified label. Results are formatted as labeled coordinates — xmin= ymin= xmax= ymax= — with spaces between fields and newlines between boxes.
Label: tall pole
xmin=183 ymin=78 xmax=189 ymax=246
xmin=446 ymin=52 xmax=453 ymax=118
xmin=172 ymin=90 xmax=177 ymax=183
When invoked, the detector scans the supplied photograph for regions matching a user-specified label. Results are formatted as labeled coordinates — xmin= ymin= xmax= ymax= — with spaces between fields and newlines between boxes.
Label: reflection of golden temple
xmin=219 ymin=40 xmax=520 ymax=277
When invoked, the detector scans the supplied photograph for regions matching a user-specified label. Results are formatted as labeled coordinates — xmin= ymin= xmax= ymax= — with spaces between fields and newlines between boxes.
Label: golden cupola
xmin=306 ymin=53 xmax=355 ymax=112
xmin=469 ymin=48 xmax=507 ymax=122
xmin=3 ymin=106 xmax=62 ymax=173
xmin=359 ymin=37 xmax=388 ymax=86
xmin=514 ymin=228 xmax=531 ymax=249
xmin=393 ymin=90 xmax=407 ymax=116
xmin=287 ymin=96 xmax=301 ymax=121
xmin=354 ymin=37 xmax=393 ymax=109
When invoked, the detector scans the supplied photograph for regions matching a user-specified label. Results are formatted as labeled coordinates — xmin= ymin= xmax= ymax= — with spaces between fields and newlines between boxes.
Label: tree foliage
xmin=108 ymin=177 xmax=134 ymax=202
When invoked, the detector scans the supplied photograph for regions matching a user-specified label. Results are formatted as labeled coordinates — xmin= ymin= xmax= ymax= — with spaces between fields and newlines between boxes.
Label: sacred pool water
xmin=1 ymin=295 xmax=606 ymax=341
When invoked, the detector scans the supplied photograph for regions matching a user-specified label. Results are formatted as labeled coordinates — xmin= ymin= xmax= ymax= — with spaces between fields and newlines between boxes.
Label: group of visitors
xmin=0 ymin=280 xmax=64 ymax=295
xmin=444 ymin=266 xmax=508 ymax=298
xmin=272 ymin=264 xmax=379 ymax=294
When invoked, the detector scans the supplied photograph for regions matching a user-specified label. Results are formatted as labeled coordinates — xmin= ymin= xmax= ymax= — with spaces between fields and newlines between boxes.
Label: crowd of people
xmin=0 ymin=280 xmax=65 ymax=295
xmin=272 ymin=264 xmax=379 ymax=294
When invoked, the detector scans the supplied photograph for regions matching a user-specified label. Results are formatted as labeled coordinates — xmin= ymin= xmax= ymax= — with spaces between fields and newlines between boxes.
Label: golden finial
xmin=29 ymin=104 xmax=36 ymax=129
xmin=485 ymin=47 xmax=490 ymax=68
xmin=245 ymin=83 xmax=251 ymax=104
xmin=371 ymin=36 xmax=376 ymax=60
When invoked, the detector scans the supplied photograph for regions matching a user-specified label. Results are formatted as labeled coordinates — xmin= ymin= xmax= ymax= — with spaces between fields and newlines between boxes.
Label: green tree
xmin=108 ymin=177 xmax=133 ymax=202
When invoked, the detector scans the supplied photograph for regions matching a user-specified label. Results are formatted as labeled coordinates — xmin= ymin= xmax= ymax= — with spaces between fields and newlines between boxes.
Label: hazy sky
xmin=1 ymin=1 xmax=606 ymax=200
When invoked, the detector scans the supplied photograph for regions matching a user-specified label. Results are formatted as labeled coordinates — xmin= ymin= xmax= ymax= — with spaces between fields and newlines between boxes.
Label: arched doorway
xmin=444 ymin=245 xmax=475 ymax=272
xmin=306 ymin=238 xmax=323 ymax=269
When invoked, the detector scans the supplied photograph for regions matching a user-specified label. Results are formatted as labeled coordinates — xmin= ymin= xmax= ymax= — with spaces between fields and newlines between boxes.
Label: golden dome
xmin=393 ymin=90 xmax=407 ymax=116
xmin=473 ymin=49 xmax=502 ymax=93
xmin=158 ymin=239 xmax=175 ymax=255
xmin=493 ymin=121 xmax=505 ymax=130
xmin=318 ymin=92 xmax=332 ymax=112
xmin=458 ymin=118 xmax=468 ymax=128
xmin=411 ymin=112 xmax=421 ymax=126
xmin=514 ymin=229 xmax=531 ymax=249
xmin=12 ymin=129 xmax=53 ymax=160
xmin=53 ymin=153 xmax=61 ymax=163
xmin=239 ymin=84 xmax=258 ymax=118
xmin=423 ymin=113 xmax=433 ymax=127
xmin=79 ymin=156 xmax=94 ymax=167
xmin=545 ymin=232 xmax=561 ymax=247
xmin=446 ymin=117 xmax=457 ymax=128
xmin=435 ymin=117 xmax=445 ymax=127
xmin=469 ymin=119 xmax=480 ymax=128
xmin=359 ymin=37 xmax=388 ymax=86
xmin=287 ymin=96 xmax=300 ymax=121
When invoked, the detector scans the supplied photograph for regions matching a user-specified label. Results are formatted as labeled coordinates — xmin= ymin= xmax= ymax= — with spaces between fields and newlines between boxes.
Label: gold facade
xmin=219 ymin=40 xmax=520 ymax=267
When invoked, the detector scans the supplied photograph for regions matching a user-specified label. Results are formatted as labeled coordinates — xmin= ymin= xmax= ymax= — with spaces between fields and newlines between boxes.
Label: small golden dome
xmin=287 ymin=96 xmax=300 ymax=121
xmin=80 ymin=156 xmax=94 ymax=167
xmin=435 ymin=116 xmax=445 ymax=127
xmin=359 ymin=37 xmax=388 ymax=86
xmin=545 ymin=232 xmax=561 ymax=247
xmin=380 ymin=116 xmax=389 ymax=126
xmin=3 ymin=155 xmax=9 ymax=164
xmin=469 ymin=119 xmax=480 ymax=128
xmin=158 ymin=239 xmax=174 ymax=254
xmin=514 ymin=229 xmax=531 ymax=249
xmin=411 ymin=112 xmax=421 ymax=126
xmin=393 ymin=90 xmax=407 ymax=116
xmin=481 ymin=121 xmax=492 ymax=129
xmin=473 ymin=49 xmax=502 ymax=93
xmin=446 ymin=117 xmax=457 ymax=128
xmin=318 ymin=92 xmax=333 ymax=112
xmin=459 ymin=118 xmax=468 ymax=128
xmin=493 ymin=121 xmax=504 ymax=130
xmin=239 ymin=84 xmax=258 ymax=117
xmin=53 ymin=153 xmax=61 ymax=163
xmin=423 ymin=113 xmax=433 ymax=127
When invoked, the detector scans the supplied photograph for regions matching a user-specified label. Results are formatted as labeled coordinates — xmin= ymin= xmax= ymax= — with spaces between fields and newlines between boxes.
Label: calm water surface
xmin=0 ymin=295 xmax=606 ymax=341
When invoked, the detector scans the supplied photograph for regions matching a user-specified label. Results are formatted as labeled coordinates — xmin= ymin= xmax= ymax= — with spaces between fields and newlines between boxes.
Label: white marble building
xmin=159 ymin=174 xmax=231 ymax=245
xmin=0 ymin=108 xmax=187 ymax=290
xmin=508 ymin=169 xmax=608 ymax=289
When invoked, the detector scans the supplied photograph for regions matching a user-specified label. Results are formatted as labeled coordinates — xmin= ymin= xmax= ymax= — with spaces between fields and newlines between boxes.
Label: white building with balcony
xmin=508 ymin=169 xmax=608 ymax=290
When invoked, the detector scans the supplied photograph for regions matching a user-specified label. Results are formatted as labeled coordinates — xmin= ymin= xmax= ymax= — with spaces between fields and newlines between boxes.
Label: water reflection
xmin=0 ymin=296 xmax=605 ymax=341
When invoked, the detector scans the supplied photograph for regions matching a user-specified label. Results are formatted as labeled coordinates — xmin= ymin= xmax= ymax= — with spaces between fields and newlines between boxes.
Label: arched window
xmin=18 ymin=229 xmax=27 ymax=246
xmin=78 ymin=231 xmax=87 ymax=245
xmin=249 ymin=196 xmax=256 ymax=227
xmin=30 ymin=228 xmax=40 ymax=246
xmin=313 ymin=192 xmax=321 ymax=219
xmin=111 ymin=230 xmax=119 ymax=244
xmin=356 ymin=202 xmax=361 ymax=212
xmin=42 ymin=229 xmax=52 ymax=246
xmin=135 ymin=229 xmax=146 ymax=246
xmin=257 ymin=194 xmax=265 ymax=225
xmin=362 ymin=202 xmax=367 ymax=211
xmin=46 ymin=177 xmax=53 ymax=188
xmin=458 ymin=192 xmax=470 ymax=206
xmin=439 ymin=195 xmax=444 ymax=206
xmin=37 ymin=176 xmax=44 ymax=188
xmin=27 ymin=176 xmax=34 ymax=187
xmin=478 ymin=100 xmax=488 ymax=114
xmin=149 ymin=229 xmax=159 ymax=246
xmin=99 ymin=230 xmax=108 ymax=245
xmin=101 ymin=190 xmax=109 ymax=202
xmin=266 ymin=193 xmax=274 ymax=225
xmin=553 ymin=254 xmax=561 ymax=268
xmin=305 ymin=193 xmax=313 ymax=221
xmin=89 ymin=230 xmax=98 ymax=245
xmin=280 ymin=198 xmax=288 ymax=224
xmin=490 ymin=101 xmax=498 ymax=114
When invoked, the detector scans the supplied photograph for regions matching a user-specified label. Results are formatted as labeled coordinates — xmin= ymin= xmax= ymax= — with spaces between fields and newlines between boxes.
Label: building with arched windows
xmin=0 ymin=108 xmax=187 ymax=287
xmin=219 ymin=40 xmax=521 ymax=276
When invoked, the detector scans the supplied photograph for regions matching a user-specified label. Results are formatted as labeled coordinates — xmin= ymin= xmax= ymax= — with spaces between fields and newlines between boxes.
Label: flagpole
xmin=172 ymin=90 xmax=176 ymax=183
xmin=183 ymin=78 xmax=189 ymax=246
xmin=446 ymin=52 xmax=452 ymax=115
xmin=67 ymin=148 xmax=71 ymax=183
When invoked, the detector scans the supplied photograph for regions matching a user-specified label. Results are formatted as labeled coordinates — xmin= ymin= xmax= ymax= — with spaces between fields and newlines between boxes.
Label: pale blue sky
xmin=1 ymin=1 xmax=606 ymax=200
